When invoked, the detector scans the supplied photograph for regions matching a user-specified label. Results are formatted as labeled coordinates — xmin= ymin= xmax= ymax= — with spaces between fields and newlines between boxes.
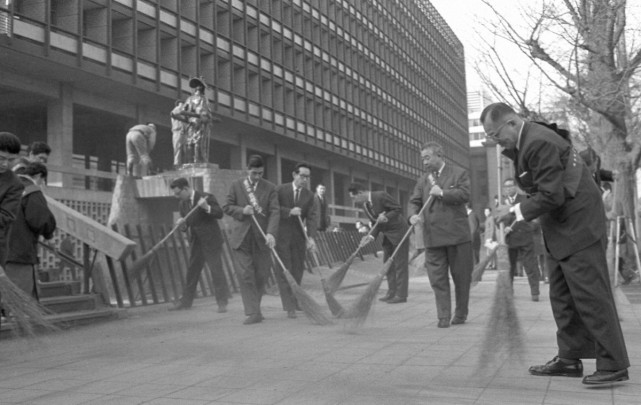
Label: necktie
xmin=432 ymin=170 xmax=440 ymax=179
xmin=365 ymin=201 xmax=376 ymax=222
xmin=294 ymin=188 xmax=300 ymax=203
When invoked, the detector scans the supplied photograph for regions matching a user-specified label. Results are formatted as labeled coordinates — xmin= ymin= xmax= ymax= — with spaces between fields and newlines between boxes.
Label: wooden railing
xmin=83 ymin=226 xmax=383 ymax=308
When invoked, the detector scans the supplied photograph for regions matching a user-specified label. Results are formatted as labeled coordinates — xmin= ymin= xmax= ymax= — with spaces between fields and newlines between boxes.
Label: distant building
xmin=467 ymin=86 xmax=514 ymax=212
xmin=0 ymin=0 xmax=468 ymax=223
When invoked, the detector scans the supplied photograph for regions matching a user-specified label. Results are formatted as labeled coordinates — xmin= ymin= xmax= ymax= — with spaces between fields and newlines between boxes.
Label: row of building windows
xmin=8 ymin=0 xmax=468 ymax=171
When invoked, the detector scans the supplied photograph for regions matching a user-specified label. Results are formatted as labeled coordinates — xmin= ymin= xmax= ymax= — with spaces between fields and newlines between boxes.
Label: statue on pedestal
xmin=172 ymin=77 xmax=214 ymax=166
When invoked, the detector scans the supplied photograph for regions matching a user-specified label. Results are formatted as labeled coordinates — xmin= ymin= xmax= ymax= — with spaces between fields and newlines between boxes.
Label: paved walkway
xmin=1 ymin=255 xmax=640 ymax=404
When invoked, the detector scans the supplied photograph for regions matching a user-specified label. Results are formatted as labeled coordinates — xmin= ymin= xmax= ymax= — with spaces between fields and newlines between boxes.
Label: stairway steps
xmin=40 ymin=294 xmax=101 ymax=313
xmin=38 ymin=280 xmax=82 ymax=298
xmin=1 ymin=307 xmax=127 ymax=336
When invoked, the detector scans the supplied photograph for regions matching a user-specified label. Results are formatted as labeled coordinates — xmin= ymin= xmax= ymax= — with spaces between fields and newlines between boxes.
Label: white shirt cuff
xmin=510 ymin=203 xmax=524 ymax=222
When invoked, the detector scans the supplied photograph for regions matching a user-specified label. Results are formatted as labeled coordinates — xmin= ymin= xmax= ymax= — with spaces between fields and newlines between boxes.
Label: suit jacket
xmin=362 ymin=191 xmax=408 ymax=246
xmin=223 ymin=177 xmax=280 ymax=250
xmin=0 ymin=170 xmax=25 ymax=265
xmin=409 ymin=164 xmax=471 ymax=248
xmin=503 ymin=194 xmax=535 ymax=248
xmin=313 ymin=194 xmax=331 ymax=231
xmin=7 ymin=177 xmax=56 ymax=264
xmin=276 ymin=182 xmax=317 ymax=242
xmin=502 ymin=121 xmax=605 ymax=260
xmin=180 ymin=190 xmax=224 ymax=248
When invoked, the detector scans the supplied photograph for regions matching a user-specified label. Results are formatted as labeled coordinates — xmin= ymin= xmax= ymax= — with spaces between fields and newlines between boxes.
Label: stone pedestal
xmin=108 ymin=165 xmax=246 ymax=234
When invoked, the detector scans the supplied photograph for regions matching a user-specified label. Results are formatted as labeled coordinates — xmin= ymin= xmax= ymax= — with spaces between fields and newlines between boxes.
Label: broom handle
xmin=250 ymin=214 xmax=290 ymax=273
xmin=149 ymin=203 xmax=202 ymax=253
xmin=349 ymin=222 xmax=380 ymax=258
xmin=297 ymin=216 xmax=323 ymax=268
xmin=386 ymin=195 xmax=434 ymax=265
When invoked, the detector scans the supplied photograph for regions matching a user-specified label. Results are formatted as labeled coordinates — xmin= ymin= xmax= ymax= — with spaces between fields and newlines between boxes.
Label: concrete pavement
xmin=1 ymin=255 xmax=640 ymax=404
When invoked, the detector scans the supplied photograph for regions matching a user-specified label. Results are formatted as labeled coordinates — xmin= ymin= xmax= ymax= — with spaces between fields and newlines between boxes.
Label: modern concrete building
xmin=0 ymin=0 xmax=468 ymax=225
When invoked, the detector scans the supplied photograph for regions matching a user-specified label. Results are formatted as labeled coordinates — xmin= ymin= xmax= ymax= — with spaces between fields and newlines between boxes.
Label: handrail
xmin=46 ymin=164 xmax=119 ymax=180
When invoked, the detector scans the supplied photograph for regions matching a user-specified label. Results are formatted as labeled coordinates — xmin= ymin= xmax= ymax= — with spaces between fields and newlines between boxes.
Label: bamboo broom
xmin=296 ymin=216 xmax=345 ymax=317
xmin=324 ymin=223 xmax=379 ymax=294
xmin=128 ymin=204 xmax=201 ymax=280
xmin=477 ymin=223 xmax=524 ymax=371
xmin=341 ymin=195 xmax=433 ymax=327
xmin=471 ymin=219 xmax=516 ymax=287
xmin=0 ymin=265 xmax=58 ymax=338
xmin=251 ymin=215 xmax=332 ymax=325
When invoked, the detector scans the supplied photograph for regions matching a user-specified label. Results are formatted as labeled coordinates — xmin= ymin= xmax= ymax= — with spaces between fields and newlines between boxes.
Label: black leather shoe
xmin=529 ymin=356 xmax=583 ymax=377
xmin=582 ymin=369 xmax=628 ymax=385
xmin=451 ymin=317 xmax=465 ymax=325
xmin=437 ymin=319 xmax=450 ymax=328
xmin=243 ymin=314 xmax=262 ymax=325
xmin=379 ymin=295 xmax=393 ymax=302
xmin=387 ymin=297 xmax=407 ymax=304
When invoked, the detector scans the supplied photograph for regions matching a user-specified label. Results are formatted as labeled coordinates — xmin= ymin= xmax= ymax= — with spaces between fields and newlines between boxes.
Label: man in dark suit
xmin=223 ymin=155 xmax=279 ymax=325
xmin=482 ymin=102 xmax=629 ymax=385
xmin=6 ymin=162 xmax=56 ymax=301
xmin=168 ymin=177 xmax=230 ymax=313
xmin=0 ymin=132 xmax=26 ymax=326
xmin=349 ymin=183 xmax=410 ymax=303
xmin=501 ymin=178 xmax=540 ymax=301
xmin=409 ymin=141 xmax=473 ymax=328
xmin=313 ymin=184 xmax=331 ymax=231
xmin=275 ymin=163 xmax=317 ymax=318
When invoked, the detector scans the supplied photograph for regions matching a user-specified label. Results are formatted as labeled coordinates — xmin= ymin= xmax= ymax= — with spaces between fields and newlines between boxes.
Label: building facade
xmin=0 ymin=0 xmax=468 ymax=224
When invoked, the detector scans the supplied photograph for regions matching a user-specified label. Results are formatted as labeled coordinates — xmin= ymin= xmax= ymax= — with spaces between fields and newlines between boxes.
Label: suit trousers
xmin=425 ymin=241 xmax=473 ymax=321
xmin=383 ymin=237 xmax=409 ymax=299
xmin=275 ymin=236 xmax=307 ymax=311
xmin=233 ymin=231 xmax=272 ymax=316
xmin=508 ymin=244 xmax=540 ymax=296
xmin=4 ymin=263 xmax=39 ymax=301
xmin=549 ymin=236 xmax=629 ymax=370
xmin=180 ymin=237 xmax=229 ymax=307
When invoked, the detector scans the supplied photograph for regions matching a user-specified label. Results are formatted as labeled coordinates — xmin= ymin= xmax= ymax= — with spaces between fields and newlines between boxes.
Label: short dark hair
xmin=294 ymin=162 xmax=311 ymax=174
xmin=169 ymin=177 xmax=190 ymax=190
xmin=480 ymin=102 xmax=516 ymax=125
xmin=0 ymin=132 xmax=22 ymax=154
xmin=422 ymin=141 xmax=443 ymax=157
xmin=347 ymin=182 xmax=366 ymax=195
xmin=24 ymin=161 xmax=48 ymax=179
xmin=247 ymin=154 xmax=264 ymax=169
xmin=12 ymin=157 xmax=30 ymax=174
xmin=27 ymin=141 xmax=51 ymax=156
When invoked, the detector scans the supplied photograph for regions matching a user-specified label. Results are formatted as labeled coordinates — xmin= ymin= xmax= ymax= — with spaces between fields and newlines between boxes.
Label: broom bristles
xmin=477 ymin=269 xmax=524 ymax=372
xmin=471 ymin=243 xmax=499 ymax=287
xmin=128 ymin=249 xmax=156 ymax=280
xmin=321 ymin=279 xmax=345 ymax=317
xmin=0 ymin=274 xmax=58 ymax=338
xmin=341 ymin=259 xmax=392 ymax=327
xmin=281 ymin=269 xmax=333 ymax=325
xmin=325 ymin=254 xmax=358 ymax=294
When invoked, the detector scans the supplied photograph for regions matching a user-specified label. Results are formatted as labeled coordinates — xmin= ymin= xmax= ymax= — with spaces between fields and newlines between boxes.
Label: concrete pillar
xmin=274 ymin=146 xmax=282 ymax=185
xmin=47 ymin=84 xmax=74 ymax=187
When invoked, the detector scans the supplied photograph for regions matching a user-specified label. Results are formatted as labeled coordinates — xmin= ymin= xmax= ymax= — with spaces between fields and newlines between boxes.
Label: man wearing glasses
xmin=481 ymin=102 xmax=629 ymax=385
xmin=274 ymin=163 xmax=317 ymax=319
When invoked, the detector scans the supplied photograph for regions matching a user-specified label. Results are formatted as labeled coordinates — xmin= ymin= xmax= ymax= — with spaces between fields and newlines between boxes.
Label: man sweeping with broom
xmin=409 ymin=141 xmax=473 ymax=329
xmin=348 ymin=183 xmax=409 ymax=304
xmin=223 ymin=155 xmax=280 ymax=325
xmin=481 ymin=102 xmax=629 ymax=385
